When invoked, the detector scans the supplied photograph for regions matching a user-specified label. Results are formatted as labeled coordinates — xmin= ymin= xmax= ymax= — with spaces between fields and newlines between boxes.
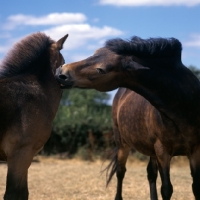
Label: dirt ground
xmin=0 ymin=156 xmax=195 ymax=200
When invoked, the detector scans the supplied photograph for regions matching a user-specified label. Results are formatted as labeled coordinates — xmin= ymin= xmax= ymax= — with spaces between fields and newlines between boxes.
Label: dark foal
xmin=56 ymin=36 xmax=200 ymax=200
xmin=0 ymin=32 xmax=68 ymax=200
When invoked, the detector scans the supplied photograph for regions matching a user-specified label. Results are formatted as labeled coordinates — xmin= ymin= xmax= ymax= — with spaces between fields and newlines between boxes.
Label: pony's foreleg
xmin=188 ymin=147 xmax=200 ymax=200
xmin=115 ymin=146 xmax=130 ymax=200
xmin=147 ymin=156 xmax=158 ymax=200
xmin=155 ymin=141 xmax=172 ymax=200
xmin=4 ymin=148 xmax=34 ymax=200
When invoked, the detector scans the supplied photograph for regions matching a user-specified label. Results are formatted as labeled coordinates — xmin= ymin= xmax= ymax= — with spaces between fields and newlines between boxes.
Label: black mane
xmin=105 ymin=36 xmax=182 ymax=59
xmin=0 ymin=32 xmax=54 ymax=78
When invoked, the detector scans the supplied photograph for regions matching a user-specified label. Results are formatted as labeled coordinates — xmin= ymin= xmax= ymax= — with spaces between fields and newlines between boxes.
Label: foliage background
xmin=43 ymin=89 xmax=113 ymax=159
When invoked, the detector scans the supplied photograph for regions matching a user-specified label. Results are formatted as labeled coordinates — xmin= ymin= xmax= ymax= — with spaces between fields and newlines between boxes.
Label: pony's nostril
xmin=58 ymin=74 xmax=68 ymax=80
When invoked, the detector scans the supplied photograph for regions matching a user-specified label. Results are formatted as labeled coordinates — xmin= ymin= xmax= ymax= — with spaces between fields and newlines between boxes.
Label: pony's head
xmin=0 ymin=32 xmax=68 ymax=79
xmin=55 ymin=36 xmax=182 ymax=92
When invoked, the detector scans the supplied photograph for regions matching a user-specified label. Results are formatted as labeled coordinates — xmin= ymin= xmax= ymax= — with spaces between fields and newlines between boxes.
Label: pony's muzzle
xmin=55 ymin=66 xmax=73 ymax=89
xmin=55 ymin=65 xmax=63 ymax=77
xmin=58 ymin=74 xmax=68 ymax=81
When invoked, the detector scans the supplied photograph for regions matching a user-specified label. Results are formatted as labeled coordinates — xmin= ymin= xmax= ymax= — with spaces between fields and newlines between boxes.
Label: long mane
xmin=0 ymin=32 xmax=54 ymax=78
xmin=105 ymin=36 xmax=182 ymax=59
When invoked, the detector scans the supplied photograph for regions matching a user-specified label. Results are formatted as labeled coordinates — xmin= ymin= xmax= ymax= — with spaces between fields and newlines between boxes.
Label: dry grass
xmin=0 ymin=156 xmax=195 ymax=200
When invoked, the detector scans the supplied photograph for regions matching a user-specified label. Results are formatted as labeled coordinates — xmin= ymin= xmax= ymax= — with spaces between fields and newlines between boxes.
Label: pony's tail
xmin=103 ymin=147 xmax=118 ymax=187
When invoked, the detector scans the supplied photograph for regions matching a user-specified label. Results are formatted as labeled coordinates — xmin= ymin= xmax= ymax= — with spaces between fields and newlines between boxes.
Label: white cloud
xmin=99 ymin=0 xmax=200 ymax=7
xmin=69 ymin=54 xmax=93 ymax=62
xmin=0 ymin=33 xmax=11 ymax=39
xmin=93 ymin=18 xmax=100 ymax=23
xmin=184 ymin=35 xmax=200 ymax=47
xmin=0 ymin=12 xmax=123 ymax=62
xmin=0 ymin=46 xmax=9 ymax=53
xmin=44 ymin=24 xmax=123 ymax=50
xmin=3 ymin=13 xmax=87 ymax=30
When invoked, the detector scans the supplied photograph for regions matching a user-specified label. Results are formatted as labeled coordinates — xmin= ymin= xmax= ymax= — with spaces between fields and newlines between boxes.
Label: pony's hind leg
xmin=188 ymin=147 xmax=200 ymax=200
xmin=147 ymin=156 xmax=158 ymax=200
xmin=115 ymin=146 xmax=130 ymax=200
xmin=4 ymin=148 xmax=34 ymax=200
xmin=155 ymin=140 xmax=173 ymax=200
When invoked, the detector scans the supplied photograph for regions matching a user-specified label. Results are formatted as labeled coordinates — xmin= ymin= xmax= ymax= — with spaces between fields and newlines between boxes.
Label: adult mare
xmin=56 ymin=36 xmax=200 ymax=200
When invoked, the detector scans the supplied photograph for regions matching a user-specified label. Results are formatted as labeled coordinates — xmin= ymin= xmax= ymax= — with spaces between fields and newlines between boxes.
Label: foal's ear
xmin=125 ymin=60 xmax=150 ymax=71
xmin=56 ymin=34 xmax=69 ymax=50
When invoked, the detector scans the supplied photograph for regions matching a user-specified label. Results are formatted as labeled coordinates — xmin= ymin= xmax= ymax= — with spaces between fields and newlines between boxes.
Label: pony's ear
xmin=56 ymin=34 xmax=68 ymax=50
xmin=125 ymin=60 xmax=150 ymax=71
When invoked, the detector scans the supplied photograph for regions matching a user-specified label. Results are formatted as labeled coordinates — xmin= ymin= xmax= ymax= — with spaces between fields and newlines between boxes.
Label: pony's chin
xmin=55 ymin=76 xmax=74 ymax=89
xmin=60 ymin=84 xmax=73 ymax=89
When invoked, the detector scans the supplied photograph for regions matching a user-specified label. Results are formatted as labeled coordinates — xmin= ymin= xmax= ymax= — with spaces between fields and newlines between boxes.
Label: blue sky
xmin=0 ymin=0 xmax=200 ymax=103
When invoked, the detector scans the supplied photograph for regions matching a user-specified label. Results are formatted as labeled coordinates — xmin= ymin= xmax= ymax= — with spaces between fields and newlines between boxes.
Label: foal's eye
xmin=96 ymin=68 xmax=106 ymax=74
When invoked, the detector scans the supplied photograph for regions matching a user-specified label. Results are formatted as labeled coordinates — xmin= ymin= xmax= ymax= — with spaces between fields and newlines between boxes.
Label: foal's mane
xmin=105 ymin=36 xmax=182 ymax=58
xmin=0 ymin=32 xmax=54 ymax=78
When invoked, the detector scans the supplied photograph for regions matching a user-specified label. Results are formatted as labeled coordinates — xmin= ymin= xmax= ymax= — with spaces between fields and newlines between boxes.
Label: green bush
xmin=42 ymin=89 xmax=114 ymax=159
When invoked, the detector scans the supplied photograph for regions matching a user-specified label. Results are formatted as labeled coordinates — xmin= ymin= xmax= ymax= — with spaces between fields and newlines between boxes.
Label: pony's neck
xmin=124 ymin=65 xmax=200 ymax=129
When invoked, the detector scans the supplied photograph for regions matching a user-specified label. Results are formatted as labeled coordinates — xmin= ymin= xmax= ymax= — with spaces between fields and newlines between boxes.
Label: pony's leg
xmin=188 ymin=147 xmax=200 ymax=200
xmin=4 ymin=148 xmax=34 ymax=200
xmin=155 ymin=142 xmax=173 ymax=200
xmin=147 ymin=157 xmax=158 ymax=200
xmin=115 ymin=146 xmax=130 ymax=200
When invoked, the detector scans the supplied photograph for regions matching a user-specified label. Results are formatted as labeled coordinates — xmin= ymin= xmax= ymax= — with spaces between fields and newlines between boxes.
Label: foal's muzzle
xmin=55 ymin=66 xmax=73 ymax=89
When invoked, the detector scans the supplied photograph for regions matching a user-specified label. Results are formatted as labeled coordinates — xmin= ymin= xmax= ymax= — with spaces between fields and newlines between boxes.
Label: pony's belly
xmin=124 ymin=138 xmax=189 ymax=157
xmin=0 ymin=149 xmax=7 ymax=161
xmin=132 ymin=145 xmax=155 ymax=156
xmin=121 ymin=136 xmax=156 ymax=156
xmin=120 ymin=127 xmax=190 ymax=157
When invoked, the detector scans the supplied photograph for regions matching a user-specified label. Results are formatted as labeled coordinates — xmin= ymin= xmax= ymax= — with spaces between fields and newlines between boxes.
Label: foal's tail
xmin=104 ymin=147 xmax=118 ymax=187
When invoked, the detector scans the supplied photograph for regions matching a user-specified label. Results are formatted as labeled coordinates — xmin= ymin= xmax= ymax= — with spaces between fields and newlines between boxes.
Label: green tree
xmin=44 ymin=89 xmax=113 ymax=157
xmin=188 ymin=65 xmax=200 ymax=80
xmin=54 ymin=89 xmax=111 ymax=130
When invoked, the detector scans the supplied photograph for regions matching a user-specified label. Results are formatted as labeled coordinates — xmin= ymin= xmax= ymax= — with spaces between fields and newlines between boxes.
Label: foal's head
xmin=56 ymin=36 xmax=182 ymax=92
xmin=0 ymin=32 xmax=68 ymax=79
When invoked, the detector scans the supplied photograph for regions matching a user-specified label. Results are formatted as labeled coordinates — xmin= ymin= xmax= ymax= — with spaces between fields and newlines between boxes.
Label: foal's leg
xmin=4 ymin=148 xmax=34 ymax=200
xmin=155 ymin=142 xmax=173 ymax=200
xmin=115 ymin=146 xmax=130 ymax=200
xmin=147 ymin=157 xmax=158 ymax=200
xmin=188 ymin=147 xmax=200 ymax=200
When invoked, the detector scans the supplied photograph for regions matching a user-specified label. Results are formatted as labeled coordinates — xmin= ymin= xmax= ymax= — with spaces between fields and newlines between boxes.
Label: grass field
xmin=0 ymin=156 xmax=195 ymax=200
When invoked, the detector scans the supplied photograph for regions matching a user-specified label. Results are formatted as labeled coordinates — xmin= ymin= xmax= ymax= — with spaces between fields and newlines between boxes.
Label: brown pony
xmin=0 ymin=32 xmax=68 ymax=200
xmin=56 ymin=36 xmax=200 ymax=200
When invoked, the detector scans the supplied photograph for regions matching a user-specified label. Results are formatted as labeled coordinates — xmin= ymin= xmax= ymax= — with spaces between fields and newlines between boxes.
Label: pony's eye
xmin=96 ymin=68 xmax=106 ymax=74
